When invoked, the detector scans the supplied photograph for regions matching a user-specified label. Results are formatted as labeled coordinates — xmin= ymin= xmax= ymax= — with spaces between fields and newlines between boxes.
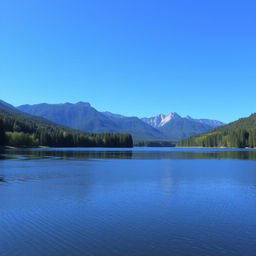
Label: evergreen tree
xmin=0 ymin=119 xmax=5 ymax=146
xmin=0 ymin=106 xmax=133 ymax=148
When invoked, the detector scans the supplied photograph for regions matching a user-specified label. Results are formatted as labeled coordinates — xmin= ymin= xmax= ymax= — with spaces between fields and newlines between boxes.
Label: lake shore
xmin=176 ymin=146 xmax=256 ymax=149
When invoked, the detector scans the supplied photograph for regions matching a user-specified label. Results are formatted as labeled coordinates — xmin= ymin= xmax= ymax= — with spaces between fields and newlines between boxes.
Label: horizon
xmin=2 ymin=98 xmax=255 ymax=123
xmin=1 ymin=0 xmax=256 ymax=123
xmin=0 ymin=98 xmax=237 ymax=122
xmin=0 ymin=99 xmax=255 ymax=125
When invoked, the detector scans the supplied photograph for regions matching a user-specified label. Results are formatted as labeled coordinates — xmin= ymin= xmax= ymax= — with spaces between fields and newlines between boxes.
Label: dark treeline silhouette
xmin=4 ymin=149 xmax=134 ymax=160
xmin=178 ymin=129 xmax=256 ymax=148
xmin=4 ymin=148 xmax=256 ymax=161
xmin=0 ymin=119 xmax=5 ymax=146
xmin=134 ymin=140 xmax=176 ymax=147
xmin=0 ymin=103 xmax=133 ymax=148
xmin=4 ymin=130 xmax=133 ymax=148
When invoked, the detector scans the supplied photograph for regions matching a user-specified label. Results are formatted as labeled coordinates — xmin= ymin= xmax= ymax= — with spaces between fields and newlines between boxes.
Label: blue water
xmin=0 ymin=148 xmax=256 ymax=256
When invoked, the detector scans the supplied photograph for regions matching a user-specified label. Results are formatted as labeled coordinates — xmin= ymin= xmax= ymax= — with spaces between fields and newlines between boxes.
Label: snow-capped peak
xmin=141 ymin=112 xmax=181 ymax=128
xmin=159 ymin=112 xmax=181 ymax=126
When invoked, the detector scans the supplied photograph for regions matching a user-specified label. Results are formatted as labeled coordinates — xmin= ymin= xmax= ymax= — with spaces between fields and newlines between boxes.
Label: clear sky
xmin=1 ymin=0 xmax=256 ymax=122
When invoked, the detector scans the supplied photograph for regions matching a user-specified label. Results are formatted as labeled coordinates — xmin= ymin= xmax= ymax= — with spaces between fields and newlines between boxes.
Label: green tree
xmin=0 ymin=104 xmax=133 ymax=148
xmin=0 ymin=119 xmax=5 ymax=145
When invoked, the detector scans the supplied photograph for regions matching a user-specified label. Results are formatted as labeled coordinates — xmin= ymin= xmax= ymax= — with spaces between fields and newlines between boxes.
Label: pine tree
xmin=0 ymin=119 xmax=5 ymax=146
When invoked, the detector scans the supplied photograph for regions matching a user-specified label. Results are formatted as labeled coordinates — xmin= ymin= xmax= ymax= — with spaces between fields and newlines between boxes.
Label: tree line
xmin=0 ymin=112 xmax=133 ymax=148
xmin=0 ymin=120 xmax=5 ymax=146
xmin=178 ymin=129 xmax=256 ymax=148
xmin=134 ymin=139 xmax=176 ymax=147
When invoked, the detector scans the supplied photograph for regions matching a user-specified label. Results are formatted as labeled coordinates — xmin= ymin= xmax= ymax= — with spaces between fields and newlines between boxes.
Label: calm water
xmin=0 ymin=147 xmax=256 ymax=256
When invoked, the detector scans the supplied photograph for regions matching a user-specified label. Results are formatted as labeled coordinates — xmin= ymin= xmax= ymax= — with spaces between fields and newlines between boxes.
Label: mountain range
xmin=18 ymin=102 xmax=224 ymax=140
xmin=2 ymin=98 xmax=256 ymax=148
xmin=142 ymin=113 xmax=224 ymax=140
xmin=0 ymin=100 xmax=133 ymax=147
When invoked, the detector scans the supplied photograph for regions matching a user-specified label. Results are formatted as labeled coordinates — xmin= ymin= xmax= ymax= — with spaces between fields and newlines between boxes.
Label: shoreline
xmin=176 ymin=146 xmax=256 ymax=149
xmin=1 ymin=145 xmax=256 ymax=150
xmin=1 ymin=145 xmax=134 ymax=149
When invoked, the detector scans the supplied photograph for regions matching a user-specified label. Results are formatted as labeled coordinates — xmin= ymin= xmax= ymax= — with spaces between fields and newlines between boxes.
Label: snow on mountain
xmin=159 ymin=113 xmax=181 ymax=127
xmin=142 ymin=113 xmax=224 ymax=129
xmin=142 ymin=112 xmax=181 ymax=128
xmin=16 ymin=101 xmax=225 ymax=141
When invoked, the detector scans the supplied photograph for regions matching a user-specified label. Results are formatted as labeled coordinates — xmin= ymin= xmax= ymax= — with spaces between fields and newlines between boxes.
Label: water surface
xmin=0 ymin=148 xmax=256 ymax=256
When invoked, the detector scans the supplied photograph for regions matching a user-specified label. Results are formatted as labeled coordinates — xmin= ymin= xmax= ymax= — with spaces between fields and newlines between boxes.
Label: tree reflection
xmin=2 ymin=148 xmax=256 ymax=161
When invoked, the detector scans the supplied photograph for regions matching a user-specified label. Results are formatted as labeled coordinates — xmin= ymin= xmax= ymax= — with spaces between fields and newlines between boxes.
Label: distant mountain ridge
xmin=0 ymin=100 xmax=133 ymax=147
xmin=102 ymin=112 xmax=125 ymax=119
xmin=18 ymin=102 xmax=165 ymax=140
xmin=142 ymin=113 xmax=223 ymax=128
xmin=184 ymin=115 xmax=224 ymax=127
xmin=141 ymin=112 xmax=224 ymax=140
xmin=17 ymin=102 xmax=224 ymax=141
xmin=178 ymin=113 xmax=256 ymax=148
xmin=0 ymin=99 xmax=16 ymax=110
xmin=142 ymin=113 xmax=181 ymax=128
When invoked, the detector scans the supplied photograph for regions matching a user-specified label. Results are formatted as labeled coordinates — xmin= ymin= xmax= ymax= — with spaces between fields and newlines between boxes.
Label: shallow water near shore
xmin=0 ymin=147 xmax=256 ymax=256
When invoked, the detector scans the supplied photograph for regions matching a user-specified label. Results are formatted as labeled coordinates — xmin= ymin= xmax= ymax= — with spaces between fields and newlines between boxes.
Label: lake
xmin=0 ymin=147 xmax=256 ymax=256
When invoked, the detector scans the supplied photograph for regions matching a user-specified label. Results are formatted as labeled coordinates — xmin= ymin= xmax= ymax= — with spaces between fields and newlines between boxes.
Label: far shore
xmin=1 ymin=146 xmax=49 ymax=149
xmin=176 ymin=146 xmax=256 ymax=149
xmin=1 ymin=145 xmax=256 ymax=150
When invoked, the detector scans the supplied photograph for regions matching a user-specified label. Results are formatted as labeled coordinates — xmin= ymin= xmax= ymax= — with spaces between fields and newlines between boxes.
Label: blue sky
xmin=1 ymin=0 xmax=256 ymax=122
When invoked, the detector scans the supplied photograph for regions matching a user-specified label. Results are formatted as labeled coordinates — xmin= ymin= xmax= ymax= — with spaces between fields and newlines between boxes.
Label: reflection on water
xmin=2 ymin=147 xmax=256 ymax=160
xmin=0 ymin=148 xmax=256 ymax=256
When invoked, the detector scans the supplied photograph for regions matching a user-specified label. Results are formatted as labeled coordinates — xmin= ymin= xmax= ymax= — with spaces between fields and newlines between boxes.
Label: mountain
xmin=18 ymin=102 xmax=164 ymax=140
xmin=1 ymin=100 xmax=68 ymax=129
xmin=102 ymin=111 xmax=125 ymax=119
xmin=142 ymin=113 xmax=224 ymax=129
xmin=184 ymin=116 xmax=224 ymax=127
xmin=178 ymin=113 xmax=256 ymax=148
xmin=142 ymin=113 xmax=224 ymax=141
xmin=158 ymin=117 xmax=218 ymax=141
xmin=0 ymin=99 xmax=17 ymax=110
xmin=0 ymin=100 xmax=133 ymax=147
xmin=18 ymin=102 xmax=224 ymax=141
xmin=18 ymin=102 xmax=120 ymax=133
xmin=142 ymin=113 xmax=181 ymax=128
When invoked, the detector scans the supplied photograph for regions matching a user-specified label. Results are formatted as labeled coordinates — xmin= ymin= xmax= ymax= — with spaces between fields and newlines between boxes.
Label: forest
xmin=134 ymin=139 xmax=175 ymax=147
xmin=178 ymin=113 xmax=256 ymax=148
xmin=0 ymin=120 xmax=5 ymax=146
xmin=178 ymin=129 xmax=256 ymax=148
xmin=0 ymin=104 xmax=133 ymax=148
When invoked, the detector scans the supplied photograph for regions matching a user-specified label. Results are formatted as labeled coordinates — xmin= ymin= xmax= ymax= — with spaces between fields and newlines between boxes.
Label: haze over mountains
xmin=18 ymin=102 xmax=224 ymax=140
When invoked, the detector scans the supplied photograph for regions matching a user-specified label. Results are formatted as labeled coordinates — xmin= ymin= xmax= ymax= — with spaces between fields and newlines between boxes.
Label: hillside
xmin=18 ymin=102 xmax=165 ymax=140
xmin=178 ymin=113 xmax=256 ymax=148
xmin=18 ymin=102 xmax=224 ymax=141
xmin=0 ymin=101 xmax=133 ymax=147
xmin=158 ymin=117 xmax=216 ymax=141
